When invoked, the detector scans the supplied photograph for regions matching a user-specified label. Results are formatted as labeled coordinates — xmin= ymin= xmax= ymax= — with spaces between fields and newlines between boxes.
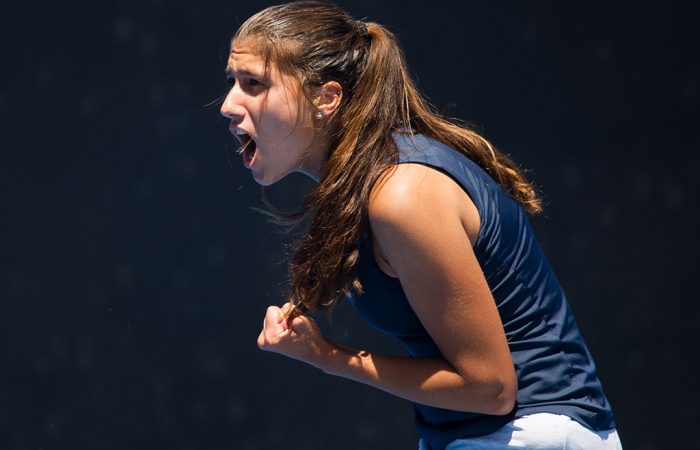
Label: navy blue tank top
xmin=349 ymin=133 xmax=615 ymax=450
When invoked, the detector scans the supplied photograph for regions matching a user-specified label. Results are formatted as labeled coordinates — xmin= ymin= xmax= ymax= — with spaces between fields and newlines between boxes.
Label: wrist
xmin=319 ymin=345 xmax=366 ymax=377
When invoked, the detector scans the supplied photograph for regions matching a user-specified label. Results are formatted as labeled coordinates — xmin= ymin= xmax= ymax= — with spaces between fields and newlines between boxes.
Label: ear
xmin=313 ymin=81 xmax=343 ymax=118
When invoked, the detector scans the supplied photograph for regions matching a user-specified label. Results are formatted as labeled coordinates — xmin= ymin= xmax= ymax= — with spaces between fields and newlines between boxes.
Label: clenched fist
xmin=257 ymin=303 xmax=334 ymax=369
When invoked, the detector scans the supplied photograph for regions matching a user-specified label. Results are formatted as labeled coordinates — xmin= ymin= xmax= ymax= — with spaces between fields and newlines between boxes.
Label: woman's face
xmin=220 ymin=41 xmax=327 ymax=185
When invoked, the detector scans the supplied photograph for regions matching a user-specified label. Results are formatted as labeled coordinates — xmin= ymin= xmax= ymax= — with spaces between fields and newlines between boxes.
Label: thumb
xmin=289 ymin=315 xmax=316 ymax=337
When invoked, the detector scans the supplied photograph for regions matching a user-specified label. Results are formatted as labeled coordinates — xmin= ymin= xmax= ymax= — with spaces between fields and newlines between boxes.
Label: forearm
xmin=257 ymin=304 xmax=515 ymax=415
xmin=316 ymin=344 xmax=515 ymax=415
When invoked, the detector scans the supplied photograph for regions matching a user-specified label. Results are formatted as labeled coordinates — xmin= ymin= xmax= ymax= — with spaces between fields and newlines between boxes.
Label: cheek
xmin=278 ymin=96 xmax=304 ymax=125
xmin=269 ymin=85 xmax=308 ymax=128
xmin=262 ymin=104 xmax=308 ymax=141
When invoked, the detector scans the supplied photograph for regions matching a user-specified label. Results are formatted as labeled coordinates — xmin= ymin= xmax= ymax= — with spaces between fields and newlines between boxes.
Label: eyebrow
xmin=225 ymin=67 xmax=255 ymax=75
xmin=224 ymin=66 xmax=265 ymax=78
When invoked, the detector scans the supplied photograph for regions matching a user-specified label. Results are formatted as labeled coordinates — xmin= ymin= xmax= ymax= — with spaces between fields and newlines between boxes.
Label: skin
xmin=221 ymin=41 xmax=517 ymax=415
xmin=220 ymin=41 xmax=340 ymax=185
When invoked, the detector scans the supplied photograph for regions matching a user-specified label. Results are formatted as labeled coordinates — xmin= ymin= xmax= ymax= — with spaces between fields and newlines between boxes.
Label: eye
xmin=247 ymin=78 xmax=264 ymax=88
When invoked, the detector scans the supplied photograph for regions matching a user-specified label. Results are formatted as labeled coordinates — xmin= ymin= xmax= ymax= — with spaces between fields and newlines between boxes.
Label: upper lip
xmin=229 ymin=126 xmax=252 ymax=146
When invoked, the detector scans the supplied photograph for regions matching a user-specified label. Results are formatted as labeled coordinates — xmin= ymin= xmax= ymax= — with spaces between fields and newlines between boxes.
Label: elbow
xmin=453 ymin=372 xmax=517 ymax=415
xmin=488 ymin=375 xmax=517 ymax=416
xmin=462 ymin=370 xmax=516 ymax=415
xmin=491 ymin=386 xmax=517 ymax=416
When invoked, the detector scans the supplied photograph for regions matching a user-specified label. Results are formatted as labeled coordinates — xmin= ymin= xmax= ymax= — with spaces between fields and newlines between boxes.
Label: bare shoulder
xmin=370 ymin=163 xmax=463 ymax=219
xmin=368 ymin=163 xmax=480 ymax=245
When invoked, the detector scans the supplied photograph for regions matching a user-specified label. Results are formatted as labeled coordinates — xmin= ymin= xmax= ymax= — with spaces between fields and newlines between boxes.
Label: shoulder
xmin=368 ymin=162 xmax=481 ymax=247
xmin=369 ymin=163 xmax=461 ymax=220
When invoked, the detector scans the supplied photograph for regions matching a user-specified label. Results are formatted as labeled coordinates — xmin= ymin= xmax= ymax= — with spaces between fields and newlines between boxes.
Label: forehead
xmin=226 ymin=41 xmax=266 ymax=74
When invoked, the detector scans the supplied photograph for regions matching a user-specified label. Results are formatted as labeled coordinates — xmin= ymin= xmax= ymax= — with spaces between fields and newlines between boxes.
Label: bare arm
xmin=257 ymin=164 xmax=516 ymax=415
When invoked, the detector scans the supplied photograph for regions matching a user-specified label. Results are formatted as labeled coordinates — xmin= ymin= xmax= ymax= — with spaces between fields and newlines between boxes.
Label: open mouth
xmin=235 ymin=130 xmax=257 ymax=167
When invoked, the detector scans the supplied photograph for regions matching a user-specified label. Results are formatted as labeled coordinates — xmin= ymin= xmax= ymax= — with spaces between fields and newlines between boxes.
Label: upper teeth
xmin=236 ymin=130 xmax=248 ymax=136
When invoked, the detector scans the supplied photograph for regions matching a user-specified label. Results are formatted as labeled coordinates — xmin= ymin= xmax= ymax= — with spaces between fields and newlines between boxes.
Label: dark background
xmin=1 ymin=0 xmax=698 ymax=449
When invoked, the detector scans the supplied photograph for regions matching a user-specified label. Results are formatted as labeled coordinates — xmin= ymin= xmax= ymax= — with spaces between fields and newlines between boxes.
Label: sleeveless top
xmin=348 ymin=133 xmax=615 ymax=450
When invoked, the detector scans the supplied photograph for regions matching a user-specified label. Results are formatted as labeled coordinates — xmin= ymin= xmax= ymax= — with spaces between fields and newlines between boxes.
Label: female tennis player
xmin=220 ymin=2 xmax=622 ymax=449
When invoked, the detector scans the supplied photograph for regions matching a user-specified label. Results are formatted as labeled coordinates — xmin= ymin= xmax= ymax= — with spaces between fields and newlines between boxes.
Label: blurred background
xmin=1 ymin=0 xmax=698 ymax=449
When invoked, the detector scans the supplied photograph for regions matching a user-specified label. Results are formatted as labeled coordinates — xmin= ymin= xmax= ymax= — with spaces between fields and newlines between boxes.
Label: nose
xmin=220 ymin=86 xmax=245 ymax=123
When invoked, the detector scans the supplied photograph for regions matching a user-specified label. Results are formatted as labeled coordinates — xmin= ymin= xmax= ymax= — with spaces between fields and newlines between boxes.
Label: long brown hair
xmin=232 ymin=1 xmax=542 ymax=311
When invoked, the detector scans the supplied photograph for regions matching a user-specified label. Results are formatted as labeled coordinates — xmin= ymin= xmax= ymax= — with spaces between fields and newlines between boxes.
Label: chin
xmin=252 ymin=170 xmax=286 ymax=187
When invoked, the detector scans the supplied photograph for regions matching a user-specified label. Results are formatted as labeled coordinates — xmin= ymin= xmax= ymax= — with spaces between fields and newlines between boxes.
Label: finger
xmin=257 ymin=330 xmax=265 ymax=349
xmin=263 ymin=306 xmax=282 ymax=328
xmin=280 ymin=302 xmax=294 ymax=316
xmin=281 ymin=303 xmax=303 ymax=324
xmin=262 ymin=307 xmax=288 ymax=337
xmin=258 ymin=321 xmax=290 ymax=348
xmin=290 ymin=315 xmax=315 ymax=337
